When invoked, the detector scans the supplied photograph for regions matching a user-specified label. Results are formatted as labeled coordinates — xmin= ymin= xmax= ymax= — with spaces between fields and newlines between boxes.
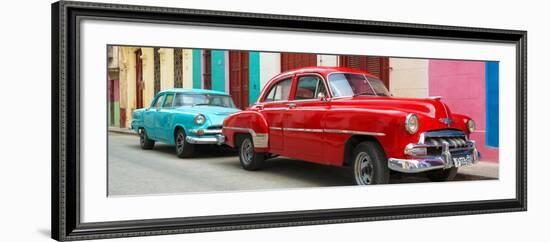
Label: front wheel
xmin=175 ymin=129 xmax=194 ymax=158
xmin=139 ymin=128 xmax=155 ymax=150
xmin=238 ymin=135 xmax=266 ymax=171
xmin=426 ymin=167 xmax=458 ymax=182
xmin=351 ymin=141 xmax=390 ymax=185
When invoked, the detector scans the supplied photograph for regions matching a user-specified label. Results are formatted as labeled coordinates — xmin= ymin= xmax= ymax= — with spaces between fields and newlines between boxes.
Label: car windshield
xmin=173 ymin=93 xmax=236 ymax=108
xmin=328 ymin=73 xmax=390 ymax=97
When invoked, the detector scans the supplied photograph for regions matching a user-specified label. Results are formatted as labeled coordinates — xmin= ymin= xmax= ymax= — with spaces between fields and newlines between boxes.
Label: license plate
xmin=452 ymin=154 xmax=474 ymax=167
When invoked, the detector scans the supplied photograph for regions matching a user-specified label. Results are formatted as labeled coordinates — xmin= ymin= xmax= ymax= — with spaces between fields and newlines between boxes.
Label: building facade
xmin=107 ymin=46 xmax=499 ymax=162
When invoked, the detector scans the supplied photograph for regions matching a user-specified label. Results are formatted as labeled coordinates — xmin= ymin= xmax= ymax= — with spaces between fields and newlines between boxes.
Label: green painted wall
xmin=211 ymin=50 xmax=226 ymax=92
xmin=249 ymin=51 xmax=261 ymax=104
xmin=113 ymin=102 xmax=120 ymax=127
xmin=192 ymin=49 xmax=202 ymax=89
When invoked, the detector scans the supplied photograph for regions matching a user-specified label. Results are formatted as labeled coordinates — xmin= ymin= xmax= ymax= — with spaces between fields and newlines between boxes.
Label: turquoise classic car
xmin=131 ymin=89 xmax=240 ymax=157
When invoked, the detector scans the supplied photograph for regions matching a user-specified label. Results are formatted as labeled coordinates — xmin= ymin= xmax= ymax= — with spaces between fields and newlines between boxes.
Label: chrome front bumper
xmin=388 ymin=136 xmax=479 ymax=173
xmin=185 ymin=134 xmax=225 ymax=145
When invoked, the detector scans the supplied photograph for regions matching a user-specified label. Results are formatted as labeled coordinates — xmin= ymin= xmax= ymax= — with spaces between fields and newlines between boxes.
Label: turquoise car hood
xmin=176 ymin=106 xmax=240 ymax=125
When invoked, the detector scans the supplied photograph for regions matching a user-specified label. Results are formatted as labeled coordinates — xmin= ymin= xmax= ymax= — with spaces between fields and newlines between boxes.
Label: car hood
xmin=176 ymin=106 xmax=241 ymax=125
xmin=331 ymin=96 xmax=452 ymax=120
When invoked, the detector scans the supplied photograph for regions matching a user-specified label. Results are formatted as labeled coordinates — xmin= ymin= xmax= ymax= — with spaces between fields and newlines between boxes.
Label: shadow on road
xmin=123 ymin=142 xmax=238 ymax=158
xmin=215 ymin=157 xmax=496 ymax=187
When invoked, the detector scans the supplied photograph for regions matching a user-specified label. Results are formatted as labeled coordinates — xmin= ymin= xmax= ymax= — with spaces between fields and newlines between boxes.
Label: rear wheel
xmin=351 ymin=141 xmax=390 ymax=185
xmin=175 ymin=129 xmax=194 ymax=158
xmin=139 ymin=128 xmax=155 ymax=150
xmin=238 ymin=135 xmax=266 ymax=171
xmin=426 ymin=167 xmax=458 ymax=182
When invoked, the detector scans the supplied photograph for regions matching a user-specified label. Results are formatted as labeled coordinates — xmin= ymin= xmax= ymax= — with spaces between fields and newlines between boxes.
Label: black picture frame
xmin=51 ymin=1 xmax=527 ymax=241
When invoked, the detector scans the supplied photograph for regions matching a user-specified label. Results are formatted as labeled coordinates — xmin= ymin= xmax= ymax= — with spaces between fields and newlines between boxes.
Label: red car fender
xmin=223 ymin=111 xmax=269 ymax=151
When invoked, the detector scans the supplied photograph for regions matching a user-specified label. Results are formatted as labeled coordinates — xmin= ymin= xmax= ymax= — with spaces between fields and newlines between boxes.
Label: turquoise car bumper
xmin=186 ymin=128 xmax=225 ymax=145
xmin=185 ymin=134 xmax=225 ymax=145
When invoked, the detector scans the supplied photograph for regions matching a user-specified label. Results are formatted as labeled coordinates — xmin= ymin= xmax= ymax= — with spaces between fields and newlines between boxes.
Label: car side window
xmin=163 ymin=94 xmax=174 ymax=108
xmin=152 ymin=94 xmax=164 ymax=108
xmin=295 ymin=76 xmax=327 ymax=100
xmin=264 ymin=78 xmax=292 ymax=102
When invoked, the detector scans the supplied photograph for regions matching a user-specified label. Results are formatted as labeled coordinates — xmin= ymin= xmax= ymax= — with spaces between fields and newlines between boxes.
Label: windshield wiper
xmin=193 ymin=103 xmax=226 ymax=107
xmin=353 ymin=91 xmax=375 ymax=97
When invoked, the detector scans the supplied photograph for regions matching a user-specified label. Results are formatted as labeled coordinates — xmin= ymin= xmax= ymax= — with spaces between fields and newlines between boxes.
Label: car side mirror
xmin=318 ymin=92 xmax=328 ymax=102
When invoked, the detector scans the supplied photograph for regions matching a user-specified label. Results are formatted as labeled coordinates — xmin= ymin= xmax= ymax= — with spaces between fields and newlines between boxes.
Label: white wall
xmin=1 ymin=1 xmax=545 ymax=242
xmin=259 ymin=52 xmax=281 ymax=89
xmin=389 ymin=58 xmax=429 ymax=97
xmin=317 ymin=55 xmax=338 ymax=66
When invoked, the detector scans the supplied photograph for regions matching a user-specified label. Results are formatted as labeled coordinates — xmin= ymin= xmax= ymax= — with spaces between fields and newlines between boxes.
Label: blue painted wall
xmin=249 ymin=51 xmax=261 ymax=104
xmin=192 ymin=49 xmax=202 ymax=89
xmin=485 ymin=61 xmax=499 ymax=148
xmin=211 ymin=50 xmax=226 ymax=92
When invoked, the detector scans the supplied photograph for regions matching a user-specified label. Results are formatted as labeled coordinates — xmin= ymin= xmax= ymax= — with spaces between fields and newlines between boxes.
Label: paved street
xmin=108 ymin=132 xmax=498 ymax=196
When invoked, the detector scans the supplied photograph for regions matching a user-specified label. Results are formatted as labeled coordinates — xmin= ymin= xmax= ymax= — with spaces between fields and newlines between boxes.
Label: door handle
xmin=287 ymin=103 xmax=296 ymax=109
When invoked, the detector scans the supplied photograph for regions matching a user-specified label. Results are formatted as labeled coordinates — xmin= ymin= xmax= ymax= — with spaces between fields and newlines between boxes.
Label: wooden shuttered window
xmin=229 ymin=51 xmax=250 ymax=110
xmin=339 ymin=56 xmax=390 ymax=89
xmin=280 ymin=53 xmax=317 ymax=72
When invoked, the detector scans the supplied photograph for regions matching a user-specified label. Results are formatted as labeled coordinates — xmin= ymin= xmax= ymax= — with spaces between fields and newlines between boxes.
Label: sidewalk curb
xmin=108 ymin=127 xmax=137 ymax=136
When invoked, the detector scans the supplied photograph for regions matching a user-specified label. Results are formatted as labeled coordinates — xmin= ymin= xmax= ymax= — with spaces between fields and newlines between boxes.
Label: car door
xmin=283 ymin=74 xmax=330 ymax=163
xmin=143 ymin=94 xmax=165 ymax=140
xmin=257 ymin=77 xmax=294 ymax=155
xmin=155 ymin=93 xmax=175 ymax=142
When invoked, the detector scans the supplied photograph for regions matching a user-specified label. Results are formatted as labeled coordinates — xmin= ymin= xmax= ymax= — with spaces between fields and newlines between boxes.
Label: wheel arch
xmin=172 ymin=124 xmax=188 ymax=143
xmin=342 ymin=135 xmax=386 ymax=167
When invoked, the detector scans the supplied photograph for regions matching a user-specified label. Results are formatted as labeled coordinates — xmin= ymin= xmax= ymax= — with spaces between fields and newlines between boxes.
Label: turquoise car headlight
xmin=194 ymin=114 xmax=206 ymax=125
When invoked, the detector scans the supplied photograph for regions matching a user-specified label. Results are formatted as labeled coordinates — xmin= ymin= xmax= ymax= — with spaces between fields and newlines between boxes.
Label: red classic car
xmin=222 ymin=66 xmax=478 ymax=185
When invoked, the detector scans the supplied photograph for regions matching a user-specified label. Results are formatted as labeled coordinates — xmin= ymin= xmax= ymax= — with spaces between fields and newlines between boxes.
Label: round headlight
xmin=405 ymin=113 xmax=419 ymax=134
xmin=467 ymin=119 xmax=475 ymax=133
xmin=194 ymin=114 xmax=206 ymax=125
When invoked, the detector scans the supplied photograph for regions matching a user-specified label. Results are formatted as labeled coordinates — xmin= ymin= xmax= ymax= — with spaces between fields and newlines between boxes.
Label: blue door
xmin=143 ymin=94 xmax=165 ymax=140
xmin=156 ymin=93 xmax=175 ymax=142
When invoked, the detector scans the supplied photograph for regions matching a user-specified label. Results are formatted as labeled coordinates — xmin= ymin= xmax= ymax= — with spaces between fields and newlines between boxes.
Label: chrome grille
xmin=425 ymin=136 xmax=468 ymax=148
xmin=421 ymin=130 xmax=470 ymax=156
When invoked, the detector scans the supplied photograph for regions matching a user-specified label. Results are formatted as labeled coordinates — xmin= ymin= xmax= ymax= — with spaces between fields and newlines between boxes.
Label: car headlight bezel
xmin=405 ymin=113 xmax=419 ymax=134
xmin=467 ymin=119 xmax=475 ymax=133
xmin=194 ymin=114 xmax=206 ymax=125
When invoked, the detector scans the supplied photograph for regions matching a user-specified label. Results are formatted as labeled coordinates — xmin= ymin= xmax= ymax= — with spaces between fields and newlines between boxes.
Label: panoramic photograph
xmin=106 ymin=45 xmax=499 ymax=196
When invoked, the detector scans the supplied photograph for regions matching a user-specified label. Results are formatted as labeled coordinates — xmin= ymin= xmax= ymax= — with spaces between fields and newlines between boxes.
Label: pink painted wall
xmin=429 ymin=60 xmax=498 ymax=162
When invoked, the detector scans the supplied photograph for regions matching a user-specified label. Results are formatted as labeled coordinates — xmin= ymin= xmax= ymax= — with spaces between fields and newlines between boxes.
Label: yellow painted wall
xmin=119 ymin=47 xmax=137 ymax=128
xmin=114 ymin=47 xmax=195 ymax=128
xmin=141 ymin=48 xmax=155 ymax=107
xmin=159 ymin=48 xmax=174 ymax=91
xmin=182 ymin=49 xmax=193 ymax=88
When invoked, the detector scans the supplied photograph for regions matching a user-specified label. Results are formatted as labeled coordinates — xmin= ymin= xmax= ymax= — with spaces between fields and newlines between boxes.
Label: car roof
xmin=157 ymin=88 xmax=229 ymax=96
xmin=269 ymin=66 xmax=380 ymax=80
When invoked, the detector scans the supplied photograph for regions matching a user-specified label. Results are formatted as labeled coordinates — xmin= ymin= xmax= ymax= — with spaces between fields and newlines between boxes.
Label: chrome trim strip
xmin=324 ymin=129 xmax=386 ymax=136
xmin=222 ymin=126 xmax=268 ymax=148
xmin=223 ymin=126 xmax=257 ymax=136
xmin=285 ymin=127 xmax=324 ymax=133
xmin=268 ymin=127 xmax=385 ymax=136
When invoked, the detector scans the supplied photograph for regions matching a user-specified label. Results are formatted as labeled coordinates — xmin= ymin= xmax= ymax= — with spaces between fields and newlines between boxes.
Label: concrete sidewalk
xmin=458 ymin=161 xmax=499 ymax=178
xmin=108 ymin=127 xmax=137 ymax=136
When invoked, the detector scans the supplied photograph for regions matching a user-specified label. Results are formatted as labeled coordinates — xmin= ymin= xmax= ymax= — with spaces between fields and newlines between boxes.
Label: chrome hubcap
xmin=176 ymin=132 xmax=185 ymax=153
xmin=139 ymin=130 xmax=145 ymax=146
xmin=241 ymin=139 xmax=253 ymax=165
xmin=354 ymin=152 xmax=374 ymax=185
